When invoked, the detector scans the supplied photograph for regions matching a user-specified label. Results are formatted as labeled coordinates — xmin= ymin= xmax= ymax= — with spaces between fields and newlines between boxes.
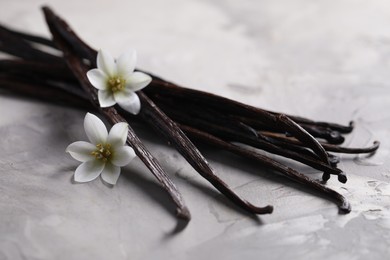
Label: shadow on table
xmin=119 ymin=162 xmax=264 ymax=235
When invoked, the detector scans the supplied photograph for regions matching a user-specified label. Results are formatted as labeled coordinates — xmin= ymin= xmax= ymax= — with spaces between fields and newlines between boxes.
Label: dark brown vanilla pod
xmin=0 ymin=74 xmax=89 ymax=109
xmin=259 ymin=131 xmax=380 ymax=154
xmin=275 ymin=114 xmax=354 ymax=134
xmin=144 ymin=84 xmax=333 ymax=168
xmin=144 ymin=78 xmax=354 ymax=140
xmin=42 ymin=6 xmax=191 ymax=220
xmin=137 ymin=92 xmax=273 ymax=214
xmin=0 ymin=24 xmax=56 ymax=48
xmin=148 ymin=98 xmax=345 ymax=179
xmin=0 ymin=25 xmax=61 ymax=63
xmin=0 ymin=59 xmax=75 ymax=82
xmin=179 ymin=125 xmax=351 ymax=213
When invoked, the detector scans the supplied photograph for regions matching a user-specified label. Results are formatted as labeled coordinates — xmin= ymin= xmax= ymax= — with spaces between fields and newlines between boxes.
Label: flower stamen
xmin=107 ymin=77 xmax=125 ymax=93
xmin=91 ymin=143 xmax=112 ymax=162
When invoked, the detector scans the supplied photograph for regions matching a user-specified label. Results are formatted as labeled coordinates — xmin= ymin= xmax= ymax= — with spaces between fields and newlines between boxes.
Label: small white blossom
xmin=87 ymin=49 xmax=152 ymax=115
xmin=66 ymin=113 xmax=136 ymax=185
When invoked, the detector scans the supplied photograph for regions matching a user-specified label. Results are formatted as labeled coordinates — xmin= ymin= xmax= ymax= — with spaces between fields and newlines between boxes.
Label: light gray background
xmin=1 ymin=0 xmax=390 ymax=259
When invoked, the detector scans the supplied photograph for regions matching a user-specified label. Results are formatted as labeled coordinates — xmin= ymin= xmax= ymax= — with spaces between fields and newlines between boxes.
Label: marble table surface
xmin=1 ymin=0 xmax=390 ymax=259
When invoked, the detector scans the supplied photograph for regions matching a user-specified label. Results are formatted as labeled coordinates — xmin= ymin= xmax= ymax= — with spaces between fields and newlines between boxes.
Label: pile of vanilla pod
xmin=0 ymin=7 xmax=379 ymax=220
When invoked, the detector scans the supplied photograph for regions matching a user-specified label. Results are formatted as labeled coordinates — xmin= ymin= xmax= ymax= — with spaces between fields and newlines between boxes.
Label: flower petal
xmin=84 ymin=113 xmax=108 ymax=145
xmin=114 ymin=90 xmax=141 ymax=115
xmin=97 ymin=49 xmax=116 ymax=77
xmin=86 ymin=69 xmax=107 ymax=90
xmin=117 ymin=49 xmax=136 ymax=77
xmin=107 ymin=122 xmax=128 ymax=147
xmin=66 ymin=141 xmax=95 ymax=162
xmin=100 ymin=162 xmax=121 ymax=185
xmin=111 ymin=146 xmax=136 ymax=167
xmin=74 ymin=160 xmax=105 ymax=183
xmin=125 ymin=72 xmax=152 ymax=92
xmin=98 ymin=90 xmax=116 ymax=107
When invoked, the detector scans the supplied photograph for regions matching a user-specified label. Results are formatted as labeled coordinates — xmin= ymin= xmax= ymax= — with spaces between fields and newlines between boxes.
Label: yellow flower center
xmin=107 ymin=77 xmax=126 ymax=93
xmin=91 ymin=143 xmax=112 ymax=162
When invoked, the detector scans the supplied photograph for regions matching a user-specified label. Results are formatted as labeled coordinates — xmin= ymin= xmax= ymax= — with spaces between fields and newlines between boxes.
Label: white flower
xmin=66 ymin=113 xmax=136 ymax=185
xmin=86 ymin=49 xmax=152 ymax=115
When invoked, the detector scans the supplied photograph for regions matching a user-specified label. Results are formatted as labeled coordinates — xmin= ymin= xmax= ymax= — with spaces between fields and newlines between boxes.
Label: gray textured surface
xmin=1 ymin=0 xmax=390 ymax=259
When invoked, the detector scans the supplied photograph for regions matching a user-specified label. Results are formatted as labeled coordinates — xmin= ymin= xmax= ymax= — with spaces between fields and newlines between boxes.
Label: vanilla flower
xmin=87 ymin=49 xmax=152 ymax=115
xmin=66 ymin=113 xmax=136 ymax=185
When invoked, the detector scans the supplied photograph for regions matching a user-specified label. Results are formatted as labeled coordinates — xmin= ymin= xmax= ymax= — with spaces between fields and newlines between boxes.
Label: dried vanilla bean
xmin=138 ymin=92 xmax=273 ymax=214
xmin=229 ymin=115 xmax=347 ymax=144
xmin=259 ymin=131 xmax=380 ymax=154
xmin=0 ymin=24 xmax=56 ymax=48
xmin=0 ymin=25 xmax=60 ymax=63
xmin=144 ymin=84 xmax=333 ymax=168
xmin=0 ymin=59 xmax=75 ymax=82
xmin=0 ymin=74 xmax=89 ymax=109
xmin=150 ymin=98 xmax=346 ymax=180
xmin=179 ymin=125 xmax=351 ymax=213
